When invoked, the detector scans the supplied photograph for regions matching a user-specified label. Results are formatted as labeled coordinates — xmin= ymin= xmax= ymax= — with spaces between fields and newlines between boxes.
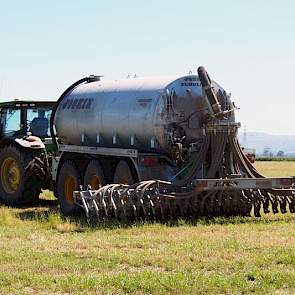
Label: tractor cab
xmin=0 ymin=100 xmax=55 ymax=140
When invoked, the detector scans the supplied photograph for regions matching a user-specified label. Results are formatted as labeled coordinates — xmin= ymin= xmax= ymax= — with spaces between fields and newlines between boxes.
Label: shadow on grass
xmin=15 ymin=203 xmax=295 ymax=231
xmin=6 ymin=186 xmax=295 ymax=231
xmin=17 ymin=208 xmax=56 ymax=222
xmin=12 ymin=191 xmax=295 ymax=230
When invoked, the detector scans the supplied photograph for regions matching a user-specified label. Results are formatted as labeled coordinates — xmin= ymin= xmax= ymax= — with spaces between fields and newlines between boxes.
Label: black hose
xmin=50 ymin=75 xmax=101 ymax=148
xmin=175 ymin=135 xmax=210 ymax=186
xmin=207 ymin=132 xmax=227 ymax=178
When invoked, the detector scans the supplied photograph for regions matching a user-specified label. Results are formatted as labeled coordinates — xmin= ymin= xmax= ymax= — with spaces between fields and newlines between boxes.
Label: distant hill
xmin=238 ymin=132 xmax=295 ymax=156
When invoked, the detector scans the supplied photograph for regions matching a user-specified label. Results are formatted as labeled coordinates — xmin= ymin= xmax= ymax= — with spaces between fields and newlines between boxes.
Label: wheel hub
xmin=64 ymin=175 xmax=76 ymax=205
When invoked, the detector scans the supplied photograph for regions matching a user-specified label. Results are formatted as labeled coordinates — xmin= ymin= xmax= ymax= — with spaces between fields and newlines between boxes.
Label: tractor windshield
xmin=1 ymin=106 xmax=52 ymax=139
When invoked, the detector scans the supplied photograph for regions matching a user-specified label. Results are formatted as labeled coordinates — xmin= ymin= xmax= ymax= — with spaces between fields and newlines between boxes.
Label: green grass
xmin=0 ymin=161 xmax=294 ymax=294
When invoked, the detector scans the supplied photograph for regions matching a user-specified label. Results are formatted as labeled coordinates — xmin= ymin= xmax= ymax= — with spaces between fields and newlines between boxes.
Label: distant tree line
xmin=256 ymin=157 xmax=295 ymax=161
xmin=262 ymin=148 xmax=291 ymax=158
xmin=257 ymin=147 xmax=295 ymax=160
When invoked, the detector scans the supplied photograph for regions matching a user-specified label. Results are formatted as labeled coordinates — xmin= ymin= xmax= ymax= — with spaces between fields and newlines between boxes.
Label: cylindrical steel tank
xmin=54 ymin=75 xmax=235 ymax=152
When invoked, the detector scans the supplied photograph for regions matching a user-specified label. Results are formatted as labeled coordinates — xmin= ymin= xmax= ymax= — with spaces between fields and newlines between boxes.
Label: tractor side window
xmin=27 ymin=108 xmax=52 ymax=137
xmin=4 ymin=109 xmax=21 ymax=137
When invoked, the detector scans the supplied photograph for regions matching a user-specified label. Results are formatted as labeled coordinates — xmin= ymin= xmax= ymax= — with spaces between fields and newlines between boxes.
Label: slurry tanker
xmin=0 ymin=67 xmax=294 ymax=220
xmin=49 ymin=66 xmax=294 ymax=219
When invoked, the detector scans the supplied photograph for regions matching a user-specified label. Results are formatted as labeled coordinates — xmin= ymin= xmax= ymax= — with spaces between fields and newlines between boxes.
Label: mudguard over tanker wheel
xmin=0 ymin=145 xmax=45 ymax=205
xmin=57 ymin=160 xmax=81 ymax=216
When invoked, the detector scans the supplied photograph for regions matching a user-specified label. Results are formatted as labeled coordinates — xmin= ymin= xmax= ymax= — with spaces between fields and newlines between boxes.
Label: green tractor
xmin=0 ymin=100 xmax=56 ymax=205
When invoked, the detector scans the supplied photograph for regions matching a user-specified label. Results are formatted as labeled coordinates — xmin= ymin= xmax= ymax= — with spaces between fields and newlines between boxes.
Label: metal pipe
xmin=197 ymin=66 xmax=222 ymax=116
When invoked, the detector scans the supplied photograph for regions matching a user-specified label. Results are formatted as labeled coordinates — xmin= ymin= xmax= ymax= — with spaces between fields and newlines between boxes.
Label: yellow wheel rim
xmin=90 ymin=175 xmax=101 ymax=190
xmin=120 ymin=175 xmax=129 ymax=185
xmin=1 ymin=157 xmax=21 ymax=193
xmin=64 ymin=175 xmax=76 ymax=205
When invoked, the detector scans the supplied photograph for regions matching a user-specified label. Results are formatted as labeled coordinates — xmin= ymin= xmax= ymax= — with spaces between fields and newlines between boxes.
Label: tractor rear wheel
xmin=83 ymin=160 xmax=105 ymax=189
xmin=113 ymin=160 xmax=134 ymax=184
xmin=57 ymin=160 xmax=81 ymax=216
xmin=0 ymin=145 xmax=45 ymax=205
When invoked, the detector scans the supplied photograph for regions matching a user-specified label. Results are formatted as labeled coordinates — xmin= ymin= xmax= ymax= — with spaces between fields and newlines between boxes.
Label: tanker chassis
xmin=50 ymin=67 xmax=295 ymax=219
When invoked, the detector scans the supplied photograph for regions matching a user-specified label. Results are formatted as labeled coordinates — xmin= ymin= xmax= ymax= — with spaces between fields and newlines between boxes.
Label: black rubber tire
xmin=0 ymin=145 xmax=45 ymax=206
xmin=113 ymin=160 xmax=134 ymax=184
xmin=83 ymin=160 xmax=105 ymax=189
xmin=57 ymin=160 xmax=81 ymax=216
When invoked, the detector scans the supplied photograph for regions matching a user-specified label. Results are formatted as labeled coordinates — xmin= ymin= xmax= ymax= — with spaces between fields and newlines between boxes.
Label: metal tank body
xmin=54 ymin=75 xmax=234 ymax=152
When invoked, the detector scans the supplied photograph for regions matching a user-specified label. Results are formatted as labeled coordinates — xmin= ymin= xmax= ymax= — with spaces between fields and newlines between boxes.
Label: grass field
xmin=0 ymin=161 xmax=294 ymax=294
xmin=254 ymin=161 xmax=295 ymax=177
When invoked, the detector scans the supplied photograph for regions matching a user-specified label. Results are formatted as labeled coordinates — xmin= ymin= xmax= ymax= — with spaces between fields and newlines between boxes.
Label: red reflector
xmin=140 ymin=156 xmax=157 ymax=167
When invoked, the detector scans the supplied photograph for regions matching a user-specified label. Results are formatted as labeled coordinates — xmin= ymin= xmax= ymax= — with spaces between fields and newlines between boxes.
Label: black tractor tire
xmin=0 ymin=145 xmax=46 ymax=206
xmin=113 ymin=160 xmax=134 ymax=184
xmin=83 ymin=160 xmax=106 ymax=190
xmin=57 ymin=160 xmax=81 ymax=216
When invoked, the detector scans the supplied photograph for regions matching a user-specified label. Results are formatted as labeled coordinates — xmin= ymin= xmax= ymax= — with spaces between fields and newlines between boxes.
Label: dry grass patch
xmin=0 ymin=206 xmax=18 ymax=226
xmin=254 ymin=161 xmax=295 ymax=177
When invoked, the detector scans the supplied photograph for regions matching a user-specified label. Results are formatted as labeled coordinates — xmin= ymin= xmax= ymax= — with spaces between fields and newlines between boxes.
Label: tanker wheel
xmin=113 ymin=160 xmax=134 ymax=184
xmin=57 ymin=160 xmax=81 ymax=216
xmin=0 ymin=145 xmax=45 ymax=205
xmin=83 ymin=160 xmax=105 ymax=189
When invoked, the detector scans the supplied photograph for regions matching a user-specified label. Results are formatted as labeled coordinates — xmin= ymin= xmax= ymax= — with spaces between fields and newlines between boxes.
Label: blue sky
xmin=0 ymin=0 xmax=294 ymax=135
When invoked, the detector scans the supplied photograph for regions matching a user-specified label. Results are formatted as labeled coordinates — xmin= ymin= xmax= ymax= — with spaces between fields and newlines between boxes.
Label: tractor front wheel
xmin=0 ymin=145 xmax=45 ymax=205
